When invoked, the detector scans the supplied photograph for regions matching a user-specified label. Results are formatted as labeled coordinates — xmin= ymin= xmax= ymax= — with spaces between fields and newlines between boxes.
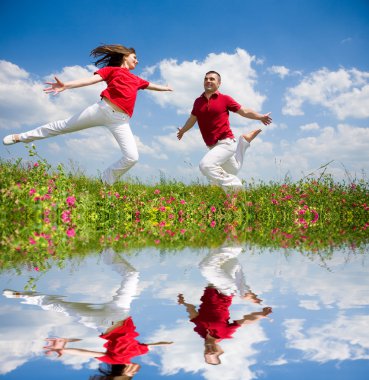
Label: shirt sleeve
xmin=136 ymin=76 xmax=150 ymax=90
xmin=191 ymin=99 xmax=199 ymax=117
xmin=94 ymin=67 xmax=111 ymax=81
xmin=226 ymin=95 xmax=242 ymax=112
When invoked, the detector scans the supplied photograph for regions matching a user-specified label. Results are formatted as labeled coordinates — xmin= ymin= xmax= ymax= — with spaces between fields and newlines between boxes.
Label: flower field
xmin=1 ymin=148 xmax=368 ymax=278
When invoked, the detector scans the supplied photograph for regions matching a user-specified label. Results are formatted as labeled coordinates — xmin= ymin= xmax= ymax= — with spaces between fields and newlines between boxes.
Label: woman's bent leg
xmin=102 ymin=122 xmax=139 ymax=184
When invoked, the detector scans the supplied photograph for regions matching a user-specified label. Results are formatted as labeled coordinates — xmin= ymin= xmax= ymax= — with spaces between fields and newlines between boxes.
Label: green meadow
xmin=1 ymin=146 xmax=368 ymax=277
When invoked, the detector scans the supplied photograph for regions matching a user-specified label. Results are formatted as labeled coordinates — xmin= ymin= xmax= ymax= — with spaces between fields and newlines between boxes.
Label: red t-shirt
xmin=95 ymin=66 xmax=149 ymax=117
xmin=97 ymin=317 xmax=149 ymax=364
xmin=190 ymin=287 xmax=241 ymax=340
xmin=191 ymin=92 xmax=241 ymax=146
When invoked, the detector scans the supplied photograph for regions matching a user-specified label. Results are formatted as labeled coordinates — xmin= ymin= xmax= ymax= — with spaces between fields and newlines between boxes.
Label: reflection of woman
xmin=44 ymin=317 xmax=172 ymax=378
xmin=178 ymin=246 xmax=272 ymax=365
xmin=3 ymin=249 xmax=139 ymax=330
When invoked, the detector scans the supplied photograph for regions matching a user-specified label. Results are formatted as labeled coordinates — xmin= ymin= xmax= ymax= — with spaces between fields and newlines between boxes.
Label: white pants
xmin=199 ymin=246 xmax=249 ymax=296
xmin=19 ymin=100 xmax=138 ymax=185
xmin=199 ymin=137 xmax=250 ymax=191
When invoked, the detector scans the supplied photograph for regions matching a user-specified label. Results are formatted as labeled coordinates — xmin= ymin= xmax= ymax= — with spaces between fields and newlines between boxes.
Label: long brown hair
xmin=90 ymin=44 xmax=136 ymax=67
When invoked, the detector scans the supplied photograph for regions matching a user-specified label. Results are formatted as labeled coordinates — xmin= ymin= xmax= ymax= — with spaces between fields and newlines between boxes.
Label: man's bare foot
xmin=242 ymin=129 xmax=262 ymax=143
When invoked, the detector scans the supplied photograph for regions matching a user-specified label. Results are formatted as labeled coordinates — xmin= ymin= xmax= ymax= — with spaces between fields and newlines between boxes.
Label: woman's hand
xmin=44 ymin=76 xmax=66 ymax=95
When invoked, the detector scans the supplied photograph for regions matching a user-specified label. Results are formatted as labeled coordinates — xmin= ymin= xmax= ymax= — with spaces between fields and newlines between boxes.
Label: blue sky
xmin=1 ymin=0 xmax=369 ymax=184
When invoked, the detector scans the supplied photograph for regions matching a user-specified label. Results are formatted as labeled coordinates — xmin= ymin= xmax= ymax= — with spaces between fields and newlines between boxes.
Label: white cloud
xmin=284 ymin=315 xmax=369 ymax=362
xmin=64 ymin=128 xmax=119 ymax=161
xmin=146 ymin=319 xmax=268 ymax=380
xmin=299 ymin=300 xmax=320 ymax=310
xmin=268 ymin=65 xmax=290 ymax=79
xmin=282 ymin=67 xmax=369 ymax=119
xmin=237 ymin=123 xmax=369 ymax=182
xmin=0 ymin=60 xmax=104 ymax=131
xmin=299 ymin=122 xmax=320 ymax=131
xmin=135 ymin=135 xmax=168 ymax=159
xmin=143 ymin=49 xmax=267 ymax=118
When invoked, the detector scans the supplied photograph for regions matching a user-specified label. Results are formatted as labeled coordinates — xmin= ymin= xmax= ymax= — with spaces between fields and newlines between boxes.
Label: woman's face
xmin=123 ymin=53 xmax=138 ymax=70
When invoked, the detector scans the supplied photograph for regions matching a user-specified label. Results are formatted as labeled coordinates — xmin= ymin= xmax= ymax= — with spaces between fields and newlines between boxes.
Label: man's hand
xmin=260 ymin=112 xmax=272 ymax=126
xmin=177 ymin=128 xmax=184 ymax=140
xmin=177 ymin=293 xmax=185 ymax=304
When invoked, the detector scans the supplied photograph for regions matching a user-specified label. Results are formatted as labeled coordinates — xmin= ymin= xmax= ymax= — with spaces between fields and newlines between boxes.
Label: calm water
xmin=0 ymin=245 xmax=368 ymax=380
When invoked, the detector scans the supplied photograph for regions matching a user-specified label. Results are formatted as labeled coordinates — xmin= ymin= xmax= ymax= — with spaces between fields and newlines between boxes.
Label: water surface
xmin=1 ymin=245 xmax=368 ymax=379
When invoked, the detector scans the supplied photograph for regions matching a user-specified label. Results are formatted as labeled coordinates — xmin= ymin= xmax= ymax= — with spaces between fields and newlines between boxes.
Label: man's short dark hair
xmin=205 ymin=71 xmax=221 ymax=82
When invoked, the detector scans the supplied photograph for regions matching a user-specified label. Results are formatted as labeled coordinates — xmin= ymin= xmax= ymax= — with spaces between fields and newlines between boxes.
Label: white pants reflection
xmin=199 ymin=246 xmax=249 ymax=296
xmin=3 ymin=249 xmax=139 ymax=330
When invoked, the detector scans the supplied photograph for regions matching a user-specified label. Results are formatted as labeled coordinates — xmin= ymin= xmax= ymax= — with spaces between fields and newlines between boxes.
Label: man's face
xmin=204 ymin=73 xmax=221 ymax=92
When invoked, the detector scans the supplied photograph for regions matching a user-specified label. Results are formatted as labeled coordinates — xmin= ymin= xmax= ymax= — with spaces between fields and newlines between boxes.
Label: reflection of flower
xmin=61 ymin=210 xmax=71 ymax=224
xmin=294 ymin=205 xmax=319 ymax=228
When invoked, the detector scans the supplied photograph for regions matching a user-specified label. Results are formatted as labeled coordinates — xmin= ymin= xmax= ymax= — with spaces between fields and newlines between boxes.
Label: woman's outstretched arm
xmin=44 ymin=74 xmax=104 ymax=95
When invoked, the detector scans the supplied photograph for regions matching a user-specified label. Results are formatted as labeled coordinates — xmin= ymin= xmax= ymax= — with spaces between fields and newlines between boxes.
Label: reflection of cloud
xmin=284 ymin=315 xmax=369 ymax=362
xmin=146 ymin=319 xmax=268 ymax=380
xmin=299 ymin=300 xmax=320 ymax=310
xmin=0 ymin=306 xmax=101 ymax=374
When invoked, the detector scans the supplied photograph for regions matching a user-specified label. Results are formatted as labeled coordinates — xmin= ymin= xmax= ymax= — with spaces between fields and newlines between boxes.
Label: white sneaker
xmin=3 ymin=135 xmax=18 ymax=145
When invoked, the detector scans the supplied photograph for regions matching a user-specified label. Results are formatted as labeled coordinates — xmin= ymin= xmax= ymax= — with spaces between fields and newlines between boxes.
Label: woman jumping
xmin=3 ymin=44 xmax=172 ymax=184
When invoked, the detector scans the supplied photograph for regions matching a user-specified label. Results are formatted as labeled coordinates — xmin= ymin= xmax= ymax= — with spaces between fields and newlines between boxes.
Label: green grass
xmin=1 ymin=146 xmax=369 ymax=277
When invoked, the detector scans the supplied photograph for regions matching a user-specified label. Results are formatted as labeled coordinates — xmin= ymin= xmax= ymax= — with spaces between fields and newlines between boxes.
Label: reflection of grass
xmin=1 ymin=148 xmax=369 ymax=275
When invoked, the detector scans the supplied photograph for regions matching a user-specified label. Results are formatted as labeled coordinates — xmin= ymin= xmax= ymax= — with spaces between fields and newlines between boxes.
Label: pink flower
xmin=210 ymin=220 xmax=216 ymax=228
xmin=66 ymin=228 xmax=76 ymax=238
xmin=180 ymin=229 xmax=186 ymax=234
xmin=34 ymin=267 xmax=39 ymax=271
xmin=154 ymin=239 xmax=160 ymax=244
xmin=180 ymin=199 xmax=186 ymax=204
xmin=210 ymin=206 xmax=216 ymax=213
xmin=66 ymin=196 xmax=76 ymax=207
xmin=29 ymin=188 xmax=36 ymax=195
xmin=29 ymin=237 xmax=36 ymax=245
xmin=154 ymin=189 xmax=161 ymax=194
xmin=61 ymin=210 xmax=71 ymax=223
xmin=33 ymin=162 xmax=39 ymax=168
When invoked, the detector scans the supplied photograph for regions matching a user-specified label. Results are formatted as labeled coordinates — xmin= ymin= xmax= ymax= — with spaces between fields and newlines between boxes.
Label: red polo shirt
xmin=190 ymin=287 xmax=241 ymax=340
xmin=95 ymin=66 xmax=149 ymax=117
xmin=191 ymin=91 xmax=241 ymax=146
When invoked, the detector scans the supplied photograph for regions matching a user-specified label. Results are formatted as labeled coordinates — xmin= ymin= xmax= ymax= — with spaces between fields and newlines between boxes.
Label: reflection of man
xmin=177 ymin=71 xmax=272 ymax=192
xmin=3 ymin=249 xmax=139 ymax=330
xmin=178 ymin=246 xmax=272 ymax=365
